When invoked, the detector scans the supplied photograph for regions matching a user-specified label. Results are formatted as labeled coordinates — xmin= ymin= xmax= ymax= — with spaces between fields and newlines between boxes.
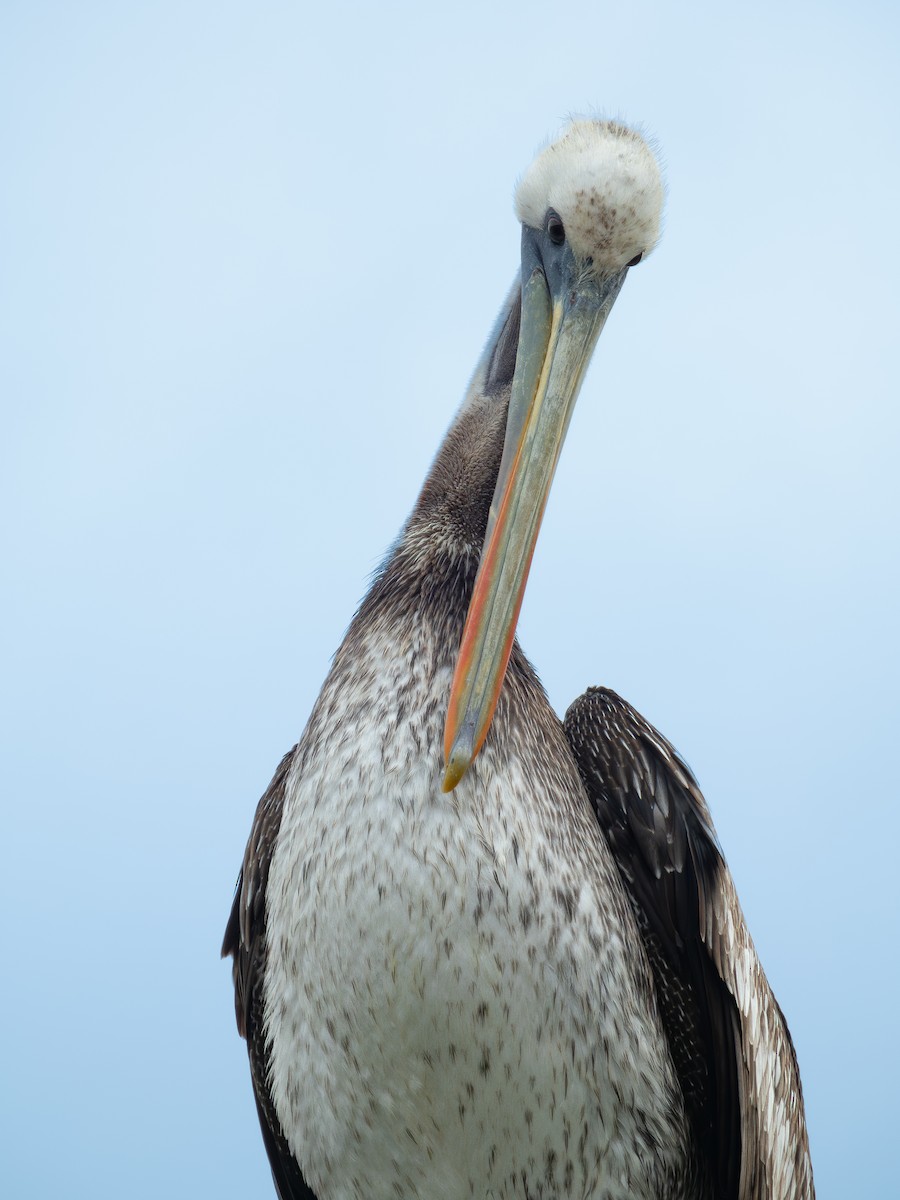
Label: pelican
xmin=223 ymin=119 xmax=814 ymax=1200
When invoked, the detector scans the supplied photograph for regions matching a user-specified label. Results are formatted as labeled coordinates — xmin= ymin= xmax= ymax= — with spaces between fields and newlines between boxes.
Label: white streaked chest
xmin=264 ymin=623 xmax=690 ymax=1200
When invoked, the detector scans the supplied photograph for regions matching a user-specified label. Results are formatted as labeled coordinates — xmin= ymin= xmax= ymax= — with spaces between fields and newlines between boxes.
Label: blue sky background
xmin=2 ymin=2 xmax=897 ymax=1195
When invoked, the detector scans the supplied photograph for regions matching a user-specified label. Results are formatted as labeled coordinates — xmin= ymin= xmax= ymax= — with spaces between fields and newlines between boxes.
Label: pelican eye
xmin=626 ymin=252 xmax=643 ymax=267
xmin=546 ymin=211 xmax=565 ymax=246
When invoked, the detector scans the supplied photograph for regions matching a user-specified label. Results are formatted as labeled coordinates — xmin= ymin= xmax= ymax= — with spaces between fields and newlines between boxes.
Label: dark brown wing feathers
xmin=222 ymin=748 xmax=319 ymax=1200
xmin=565 ymin=687 xmax=741 ymax=1199
xmin=564 ymin=686 xmax=814 ymax=1200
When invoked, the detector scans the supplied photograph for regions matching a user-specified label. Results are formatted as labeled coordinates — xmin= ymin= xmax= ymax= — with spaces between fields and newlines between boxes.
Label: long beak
xmin=442 ymin=256 xmax=627 ymax=791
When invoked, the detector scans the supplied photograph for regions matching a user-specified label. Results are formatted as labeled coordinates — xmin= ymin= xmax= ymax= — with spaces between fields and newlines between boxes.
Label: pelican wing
xmin=222 ymin=748 xmax=319 ymax=1200
xmin=564 ymin=687 xmax=814 ymax=1200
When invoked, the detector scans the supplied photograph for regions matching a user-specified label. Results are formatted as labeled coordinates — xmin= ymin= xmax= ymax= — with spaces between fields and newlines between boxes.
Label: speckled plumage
xmin=263 ymin=594 xmax=695 ymax=1199
xmin=515 ymin=120 xmax=663 ymax=274
xmin=223 ymin=119 xmax=814 ymax=1200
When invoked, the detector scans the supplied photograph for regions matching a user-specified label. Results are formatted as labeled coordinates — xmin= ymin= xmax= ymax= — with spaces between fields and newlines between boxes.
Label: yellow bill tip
xmin=442 ymin=726 xmax=476 ymax=792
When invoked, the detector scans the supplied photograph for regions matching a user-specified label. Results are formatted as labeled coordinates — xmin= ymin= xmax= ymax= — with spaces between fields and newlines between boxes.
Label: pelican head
xmin=443 ymin=119 xmax=663 ymax=791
